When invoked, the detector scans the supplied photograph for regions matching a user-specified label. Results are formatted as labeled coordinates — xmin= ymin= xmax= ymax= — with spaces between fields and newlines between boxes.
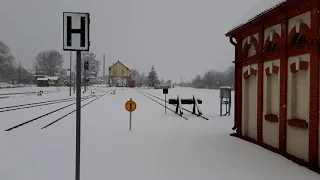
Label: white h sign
xmin=63 ymin=12 xmax=90 ymax=51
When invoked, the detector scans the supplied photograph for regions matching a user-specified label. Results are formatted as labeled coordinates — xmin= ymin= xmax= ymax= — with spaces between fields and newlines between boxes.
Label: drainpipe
xmin=229 ymin=36 xmax=238 ymax=131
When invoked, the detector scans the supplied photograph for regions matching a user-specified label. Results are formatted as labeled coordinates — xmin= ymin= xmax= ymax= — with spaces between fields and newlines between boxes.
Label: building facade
xmin=226 ymin=0 xmax=320 ymax=170
xmin=108 ymin=60 xmax=131 ymax=87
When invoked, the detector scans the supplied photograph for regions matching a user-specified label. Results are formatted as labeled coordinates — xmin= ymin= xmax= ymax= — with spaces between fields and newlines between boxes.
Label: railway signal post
xmin=125 ymin=98 xmax=137 ymax=131
xmin=63 ymin=12 xmax=90 ymax=180
xmin=163 ymin=88 xmax=168 ymax=114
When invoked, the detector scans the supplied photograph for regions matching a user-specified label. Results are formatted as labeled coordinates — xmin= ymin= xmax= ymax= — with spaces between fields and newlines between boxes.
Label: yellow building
xmin=108 ymin=60 xmax=131 ymax=87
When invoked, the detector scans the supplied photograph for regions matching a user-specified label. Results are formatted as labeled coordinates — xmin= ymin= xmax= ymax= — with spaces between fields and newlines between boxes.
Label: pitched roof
xmin=109 ymin=60 xmax=132 ymax=71
xmin=226 ymin=0 xmax=287 ymax=36
xmin=121 ymin=62 xmax=133 ymax=70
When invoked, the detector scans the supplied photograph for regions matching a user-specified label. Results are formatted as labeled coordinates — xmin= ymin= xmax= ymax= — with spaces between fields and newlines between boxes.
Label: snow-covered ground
xmin=0 ymin=86 xmax=319 ymax=180
xmin=0 ymin=83 xmax=34 ymax=89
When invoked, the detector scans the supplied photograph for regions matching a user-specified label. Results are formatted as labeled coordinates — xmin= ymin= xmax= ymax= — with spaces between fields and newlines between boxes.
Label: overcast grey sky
xmin=0 ymin=0 xmax=260 ymax=82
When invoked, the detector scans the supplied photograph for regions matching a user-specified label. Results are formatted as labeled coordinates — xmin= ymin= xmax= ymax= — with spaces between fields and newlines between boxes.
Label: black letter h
xmin=67 ymin=16 xmax=86 ymax=47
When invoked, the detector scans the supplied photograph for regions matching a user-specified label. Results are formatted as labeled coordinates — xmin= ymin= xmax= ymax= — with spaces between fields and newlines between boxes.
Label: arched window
xmin=292 ymin=33 xmax=305 ymax=45
xmin=266 ymin=41 xmax=276 ymax=52
xmin=243 ymin=44 xmax=251 ymax=58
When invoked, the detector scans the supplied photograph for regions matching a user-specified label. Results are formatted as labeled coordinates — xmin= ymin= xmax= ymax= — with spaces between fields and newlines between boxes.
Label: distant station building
xmin=37 ymin=76 xmax=59 ymax=87
xmin=226 ymin=0 xmax=320 ymax=170
xmin=108 ymin=60 xmax=131 ymax=87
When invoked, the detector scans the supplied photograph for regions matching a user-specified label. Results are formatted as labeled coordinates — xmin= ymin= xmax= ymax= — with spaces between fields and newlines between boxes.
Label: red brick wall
xmin=235 ymin=36 xmax=243 ymax=135
xmin=230 ymin=0 xmax=319 ymax=169
xmin=257 ymin=24 xmax=264 ymax=143
xmin=309 ymin=52 xmax=319 ymax=167
xmin=279 ymin=17 xmax=288 ymax=154
xmin=308 ymin=1 xmax=319 ymax=167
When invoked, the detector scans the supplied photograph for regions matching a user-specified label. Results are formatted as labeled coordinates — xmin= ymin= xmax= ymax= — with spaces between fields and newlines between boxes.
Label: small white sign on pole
xmin=63 ymin=12 xmax=90 ymax=51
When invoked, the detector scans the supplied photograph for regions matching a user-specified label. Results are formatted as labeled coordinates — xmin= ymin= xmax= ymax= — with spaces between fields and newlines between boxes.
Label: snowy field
xmin=0 ymin=86 xmax=319 ymax=180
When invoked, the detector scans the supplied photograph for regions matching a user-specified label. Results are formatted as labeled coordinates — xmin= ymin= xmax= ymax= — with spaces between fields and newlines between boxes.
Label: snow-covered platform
xmin=0 ymin=86 xmax=319 ymax=180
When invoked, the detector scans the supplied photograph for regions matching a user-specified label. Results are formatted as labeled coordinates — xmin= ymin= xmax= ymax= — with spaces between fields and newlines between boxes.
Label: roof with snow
xmin=226 ymin=0 xmax=287 ymax=36
xmin=109 ymin=60 xmax=132 ymax=71
xmin=37 ymin=76 xmax=59 ymax=81
xmin=121 ymin=62 xmax=133 ymax=70
xmin=219 ymin=86 xmax=232 ymax=89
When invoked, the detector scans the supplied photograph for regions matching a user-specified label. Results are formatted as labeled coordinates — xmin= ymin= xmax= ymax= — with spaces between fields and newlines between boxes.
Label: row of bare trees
xmin=191 ymin=66 xmax=234 ymax=89
xmin=34 ymin=51 xmax=100 ymax=77
xmin=0 ymin=41 xmax=31 ymax=84
xmin=0 ymin=40 xmax=100 ymax=86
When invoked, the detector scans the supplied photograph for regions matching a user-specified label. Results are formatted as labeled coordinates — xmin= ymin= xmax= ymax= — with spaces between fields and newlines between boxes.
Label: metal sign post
xmin=125 ymin=98 xmax=137 ymax=131
xmin=163 ymin=88 xmax=168 ymax=114
xmin=63 ymin=12 xmax=90 ymax=180
xmin=129 ymin=100 xmax=132 ymax=131
xmin=75 ymin=51 xmax=81 ymax=180
xmin=165 ymin=94 xmax=167 ymax=114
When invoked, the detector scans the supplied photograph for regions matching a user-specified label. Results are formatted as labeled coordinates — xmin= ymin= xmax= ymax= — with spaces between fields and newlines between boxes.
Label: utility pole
xmin=84 ymin=69 xmax=87 ymax=92
xmin=103 ymin=53 xmax=105 ymax=78
xmin=35 ymin=66 xmax=38 ymax=85
xmin=18 ymin=61 xmax=21 ymax=87
xmin=69 ymin=51 xmax=72 ymax=96
xmin=73 ymin=72 xmax=76 ymax=94
xmin=85 ymin=69 xmax=87 ymax=92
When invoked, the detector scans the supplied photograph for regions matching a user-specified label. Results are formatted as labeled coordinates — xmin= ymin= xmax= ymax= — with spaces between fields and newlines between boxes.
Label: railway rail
xmin=4 ymin=89 xmax=111 ymax=132
xmin=137 ymin=90 xmax=209 ymax=120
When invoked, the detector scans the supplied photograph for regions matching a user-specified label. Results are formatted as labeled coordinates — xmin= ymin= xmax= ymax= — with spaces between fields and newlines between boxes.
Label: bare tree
xmin=191 ymin=66 xmax=234 ymax=89
xmin=0 ymin=41 xmax=15 ymax=80
xmin=136 ymin=73 xmax=146 ymax=87
xmin=34 ymin=50 xmax=64 ymax=76
xmin=131 ymin=69 xmax=140 ymax=80
xmin=77 ymin=52 xmax=100 ymax=77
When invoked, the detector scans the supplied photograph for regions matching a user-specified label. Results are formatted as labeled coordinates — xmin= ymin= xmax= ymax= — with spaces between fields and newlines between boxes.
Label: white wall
xmin=242 ymin=34 xmax=258 ymax=58
xmin=264 ymin=24 xmax=281 ymax=43
xmin=288 ymin=11 xmax=311 ymax=34
xmin=286 ymin=54 xmax=310 ymax=161
xmin=242 ymin=64 xmax=258 ymax=140
xmin=263 ymin=60 xmax=280 ymax=148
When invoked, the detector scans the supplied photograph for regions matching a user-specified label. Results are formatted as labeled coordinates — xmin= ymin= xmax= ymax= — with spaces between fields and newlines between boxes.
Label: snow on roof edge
xmin=37 ymin=76 xmax=59 ymax=81
xmin=121 ymin=61 xmax=133 ymax=70
xmin=109 ymin=60 xmax=133 ymax=70
xmin=226 ymin=0 xmax=287 ymax=36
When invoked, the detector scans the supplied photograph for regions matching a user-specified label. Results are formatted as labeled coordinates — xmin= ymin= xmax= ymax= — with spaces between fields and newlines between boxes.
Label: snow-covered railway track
xmin=137 ymin=90 xmax=209 ymax=120
xmin=0 ymin=89 xmax=67 ymax=97
xmin=137 ymin=90 xmax=189 ymax=120
xmin=40 ymin=92 xmax=109 ymax=129
xmin=4 ymin=90 xmax=110 ymax=132
xmin=0 ymin=95 xmax=95 ymax=113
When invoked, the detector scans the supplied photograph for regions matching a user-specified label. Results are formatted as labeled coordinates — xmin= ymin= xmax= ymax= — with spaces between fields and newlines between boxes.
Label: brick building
xmin=226 ymin=0 xmax=320 ymax=170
